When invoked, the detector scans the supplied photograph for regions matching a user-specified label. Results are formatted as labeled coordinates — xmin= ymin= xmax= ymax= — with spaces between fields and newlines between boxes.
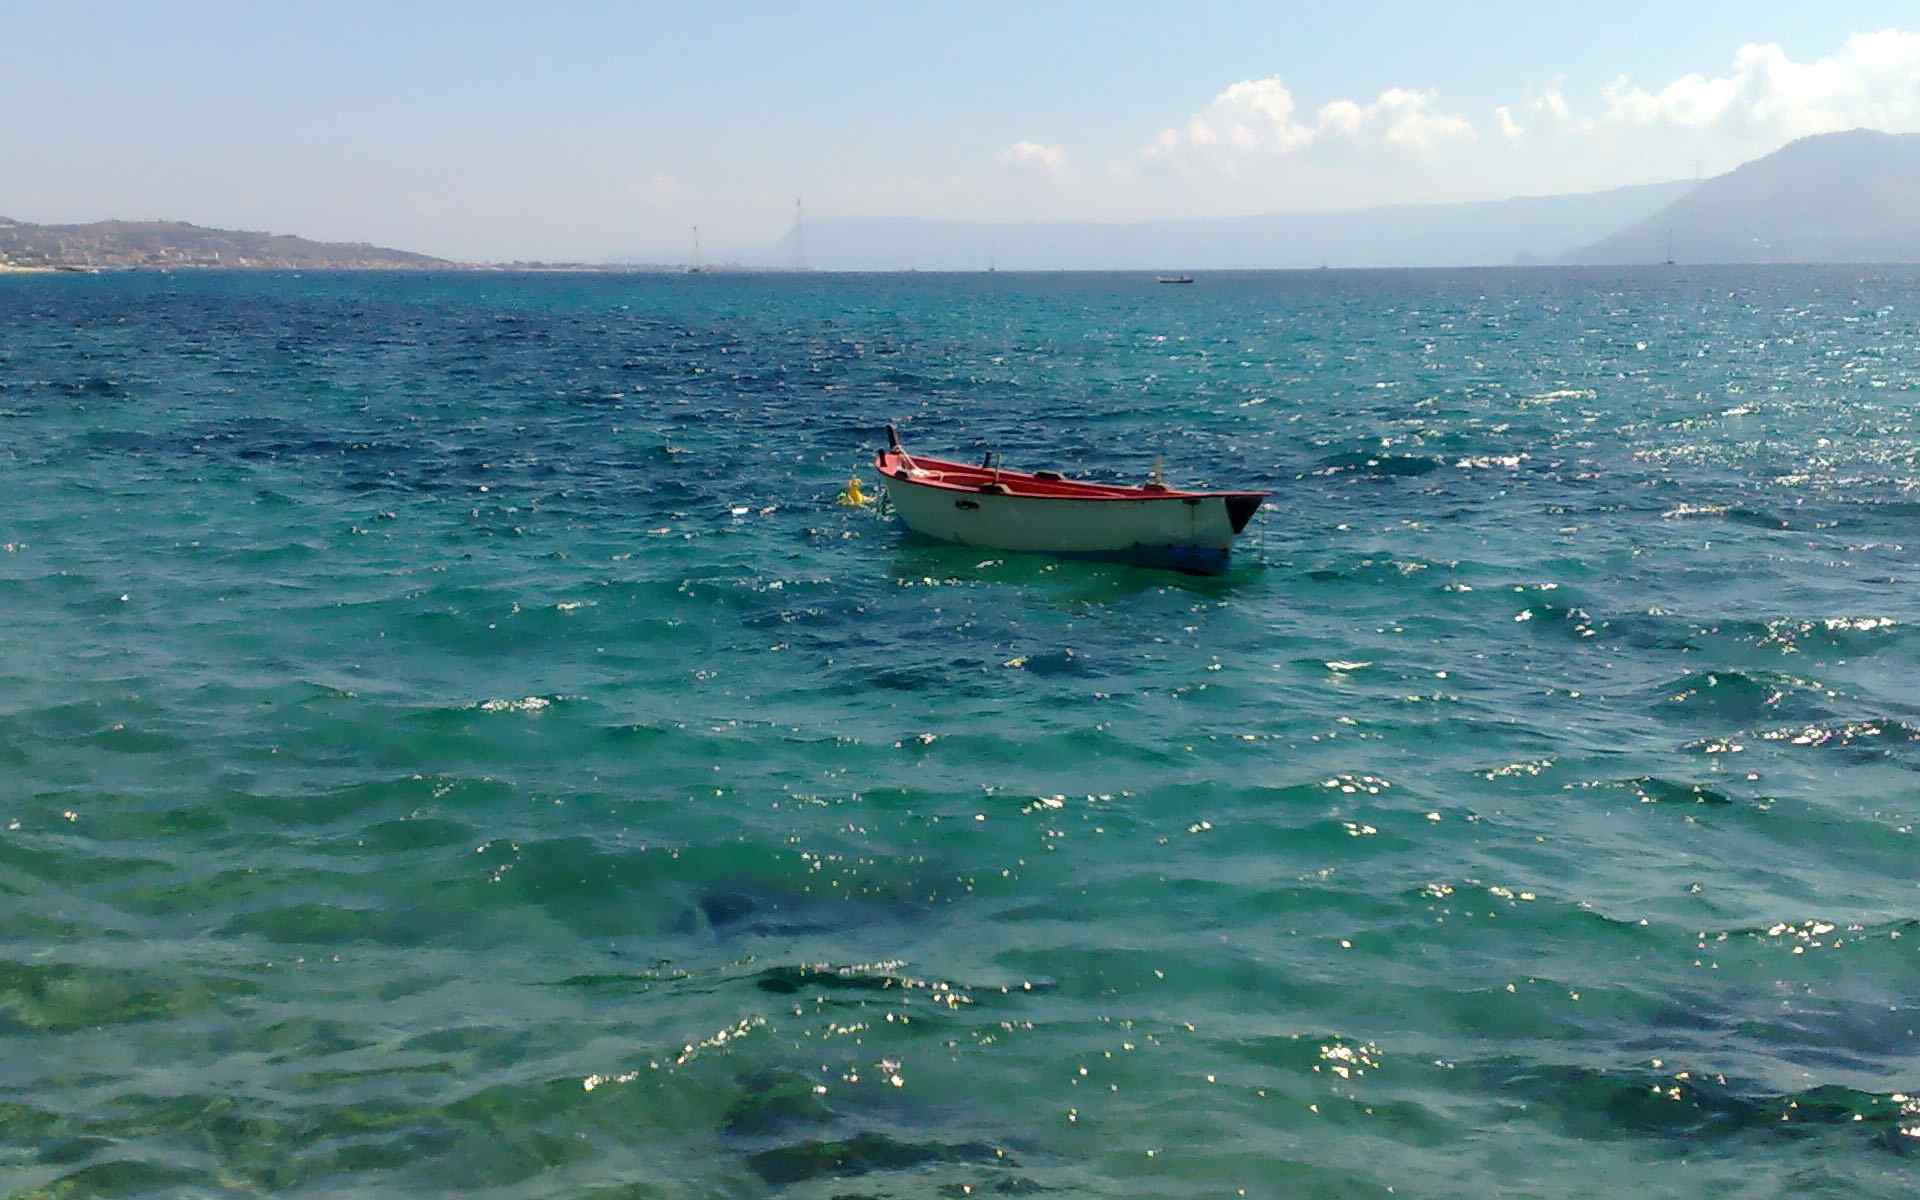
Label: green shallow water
xmin=2 ymin=267 xmax=1918 ymax=1197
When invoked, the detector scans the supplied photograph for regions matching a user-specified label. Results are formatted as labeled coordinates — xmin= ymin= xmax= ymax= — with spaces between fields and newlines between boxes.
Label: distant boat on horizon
xmin=1154 ymin=274 xmax=1194 ymax=284
xmin=688 ymin=225 xmax=704 ymax=274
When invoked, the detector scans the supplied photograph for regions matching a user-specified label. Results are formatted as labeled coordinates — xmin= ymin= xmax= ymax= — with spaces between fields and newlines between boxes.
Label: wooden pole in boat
xmin=886 ymin=424 xmax=918 ymax=474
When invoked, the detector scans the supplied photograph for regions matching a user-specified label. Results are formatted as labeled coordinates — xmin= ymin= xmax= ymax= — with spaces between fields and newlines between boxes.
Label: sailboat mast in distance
xmin=689 ymin=225 xmax=703 ymax=274
xmin=793 ymin=197 xmax=808 ymax=272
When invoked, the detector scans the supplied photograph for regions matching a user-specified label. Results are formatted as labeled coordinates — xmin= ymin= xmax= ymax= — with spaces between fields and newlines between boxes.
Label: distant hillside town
xmin=0 ymin=218 xmax=452 ymax=271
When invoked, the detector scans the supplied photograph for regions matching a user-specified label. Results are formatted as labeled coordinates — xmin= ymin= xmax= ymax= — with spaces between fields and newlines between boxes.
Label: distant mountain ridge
xmin=0 ymin=218 xmax=451 ymax=269
xmin=1565 ymin=129 xmax=1920 ymax=264
xmin=11 ymin=128 xmax=1916 ymax=272
xmin=754 ymin=181 xmax=1697 ymax=271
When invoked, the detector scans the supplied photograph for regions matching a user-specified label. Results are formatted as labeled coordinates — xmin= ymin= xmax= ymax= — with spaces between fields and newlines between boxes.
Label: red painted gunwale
xmin=874 ymin=448 xmax=1268 ymax=504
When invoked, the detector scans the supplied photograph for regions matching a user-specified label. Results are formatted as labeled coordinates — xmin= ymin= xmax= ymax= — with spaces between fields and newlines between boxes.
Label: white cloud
xmin=1137 ymin=30 xmax=1920 ymax=193
xmin=1327 ymin=87 xmax=1476 ymax=155
xmin=998 ymin=140 xmax=1067 ymax=173
xmin=1595 ymin=29 xmax=1920 ymax=140
xmin=1143 ymin=76 xmax=1472 ymax=167
xmin=947 ymin=28 xmax=1920 ymax=228
xmin=1493 ymin=87 xmax=1570 ymax=141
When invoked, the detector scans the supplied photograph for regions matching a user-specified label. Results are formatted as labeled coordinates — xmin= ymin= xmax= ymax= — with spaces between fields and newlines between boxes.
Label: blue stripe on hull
xmin=901 ymin=531 xmax=1231 ymax=575
xmin=1071 ymin=543 xmax=1232 ymax=575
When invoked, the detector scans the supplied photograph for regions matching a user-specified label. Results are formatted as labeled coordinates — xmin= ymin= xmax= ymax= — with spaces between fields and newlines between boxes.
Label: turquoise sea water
xmin=2 ymin=267 xmax=1918 ymax=1198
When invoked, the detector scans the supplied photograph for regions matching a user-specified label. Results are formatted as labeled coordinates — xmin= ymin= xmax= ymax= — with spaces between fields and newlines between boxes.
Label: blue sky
xmin=4 ymin=2 xmax=1918 ymax=259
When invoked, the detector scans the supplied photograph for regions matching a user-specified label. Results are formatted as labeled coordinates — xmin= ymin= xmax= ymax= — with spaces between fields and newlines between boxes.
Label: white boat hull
xmin=883 ymin=473 xmax=1244 ymax=572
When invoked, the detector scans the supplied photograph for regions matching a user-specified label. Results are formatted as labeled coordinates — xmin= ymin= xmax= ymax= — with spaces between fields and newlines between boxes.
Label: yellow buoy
xmin=836 ymin=474 xmax=868 ymax=506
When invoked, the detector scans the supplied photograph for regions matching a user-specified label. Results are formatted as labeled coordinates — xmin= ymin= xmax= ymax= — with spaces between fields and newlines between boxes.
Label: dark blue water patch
xmin=1644 ymin=669 xmax=1830 ymax=724
xmin=745 ymin=1130 xmax=1011 ymax=1187
xmin=1617 ymin=777 xmax=1736 ymax=806
xmin=687 ymin=885 xmax=923 ymax=941
xmin=1305 ymin=449 xmax=1451 ymax=480
xmin=1725 ymin=505 xmax=1793 ymax=530
xmin=1468 ymin=1060 xmax=1917 ymax=1149
xmin=54 ymin=374 xmax=130 ymax=397
xmin=749 ymin=962 xmax=1055 ymax=1000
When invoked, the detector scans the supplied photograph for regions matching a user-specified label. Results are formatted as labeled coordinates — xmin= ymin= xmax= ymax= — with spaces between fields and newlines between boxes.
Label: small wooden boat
xmin=874 ymin=426 xmax=1266 ymax=574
